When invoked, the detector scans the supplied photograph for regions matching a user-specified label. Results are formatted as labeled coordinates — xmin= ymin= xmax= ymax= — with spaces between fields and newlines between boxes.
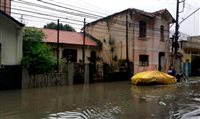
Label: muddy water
xmin=1 ymin=79 xmax=200 ymax=119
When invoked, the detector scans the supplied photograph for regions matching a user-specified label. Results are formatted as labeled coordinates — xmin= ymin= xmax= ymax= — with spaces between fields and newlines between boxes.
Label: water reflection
xmin=1 ymin=79 xmax=200 ymax=119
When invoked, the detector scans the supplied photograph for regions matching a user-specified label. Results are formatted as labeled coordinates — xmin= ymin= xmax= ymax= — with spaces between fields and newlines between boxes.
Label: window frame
xmin=160 ymin=25 xmax=164 ymax=41
xmin=139 ymin=55 xmax=149 ymax=66
xmin=139 ymin=20 xmax=147 ymax=38
xmin=62 ymin=49 xmax=77 ymax=62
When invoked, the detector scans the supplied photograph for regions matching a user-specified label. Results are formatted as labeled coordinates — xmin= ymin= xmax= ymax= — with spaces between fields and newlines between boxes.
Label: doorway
xmin=158 ymin=52 xmax=165 ymax=71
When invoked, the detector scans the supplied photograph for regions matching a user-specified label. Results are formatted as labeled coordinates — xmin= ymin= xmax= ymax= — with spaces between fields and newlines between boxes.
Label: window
xmin=51 ymin=48 xmax=57 ymax=57
xmin=139 ymin=55 xmax=149 ymax=66
xmin=62 ymin=49 xmax=77 ymax=62
xmin=0 ymin=0 xmax=5 ymax=12
xmin=160 ymin=25 xmax=164 ymax=41
xmin=139 ymin=20 xmax=147 ymax=38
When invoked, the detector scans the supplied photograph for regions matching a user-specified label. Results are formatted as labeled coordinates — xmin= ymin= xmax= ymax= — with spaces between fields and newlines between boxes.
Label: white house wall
xmin=50 ymin=44 xmax=93 ymax=63
xmin=0 ymin=16 xmax=23 ymax=65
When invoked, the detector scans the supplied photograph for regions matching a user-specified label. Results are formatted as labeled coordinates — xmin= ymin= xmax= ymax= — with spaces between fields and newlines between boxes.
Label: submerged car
xmin=131 ymin=70 xmax=176 ymax=85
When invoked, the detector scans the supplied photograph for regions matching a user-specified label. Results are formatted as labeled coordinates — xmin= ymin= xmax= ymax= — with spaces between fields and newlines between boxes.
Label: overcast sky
xmin=12 ymin=0 xmax=200 ymax=36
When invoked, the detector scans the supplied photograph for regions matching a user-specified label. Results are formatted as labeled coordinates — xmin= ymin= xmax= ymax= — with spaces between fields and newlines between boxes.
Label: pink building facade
xmin=85 ymin=8 xmax=175 ymax=74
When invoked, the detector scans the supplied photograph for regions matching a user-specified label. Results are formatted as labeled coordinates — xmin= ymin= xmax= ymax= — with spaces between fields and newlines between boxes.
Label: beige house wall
xmin=85 ymin=10 xmax=172 ymax=74
xmin=86 ymin=14 xmax=134 ymax=65
xmin=49 ymin=43 xmax=94 ymax=63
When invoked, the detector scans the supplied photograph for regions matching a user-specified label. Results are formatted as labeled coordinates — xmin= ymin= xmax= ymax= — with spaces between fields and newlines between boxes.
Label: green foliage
xmin=44 ymin=22 xmax=76 ymax=32
xmin=103 ymin=37 xmax=118 ymax=68
xmin=22 ymin=27 xmax=56 ymax=75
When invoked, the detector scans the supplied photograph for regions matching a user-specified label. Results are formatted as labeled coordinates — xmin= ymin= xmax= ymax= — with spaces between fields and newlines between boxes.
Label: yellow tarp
xmin=131 ymin=70 xmax=176 ymax=85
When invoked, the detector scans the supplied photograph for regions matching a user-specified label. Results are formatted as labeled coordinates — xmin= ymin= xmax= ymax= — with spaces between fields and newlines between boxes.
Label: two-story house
xmin=85 ymin=8 xmax=175 ymax=74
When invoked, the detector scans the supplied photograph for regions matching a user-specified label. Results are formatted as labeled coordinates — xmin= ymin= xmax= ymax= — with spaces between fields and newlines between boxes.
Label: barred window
xmin=139 ymin=55 xmax=149 ymax=66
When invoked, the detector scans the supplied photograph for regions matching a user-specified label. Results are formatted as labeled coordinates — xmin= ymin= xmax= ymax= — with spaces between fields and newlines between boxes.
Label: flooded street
xmin=1 ymin=78 xmax=200 ymax=119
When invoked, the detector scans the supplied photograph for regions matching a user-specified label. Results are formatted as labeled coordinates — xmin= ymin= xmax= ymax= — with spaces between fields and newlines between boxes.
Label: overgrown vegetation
xmin=103 ymin=36 xmax=118 ymax=71
xmin=21 ymin=27 xmax=56 ymax=75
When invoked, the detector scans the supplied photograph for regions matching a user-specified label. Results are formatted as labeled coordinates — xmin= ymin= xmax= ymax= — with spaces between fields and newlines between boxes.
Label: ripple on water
xmin=181 ymin=108 xmax=200 ymax=119
xmin=47 ymin=104 xmax=122 ymax=119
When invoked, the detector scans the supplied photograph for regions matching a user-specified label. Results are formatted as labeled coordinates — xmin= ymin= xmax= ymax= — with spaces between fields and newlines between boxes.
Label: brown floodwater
xmin=1 ymin=79 xmax=200 ymax=119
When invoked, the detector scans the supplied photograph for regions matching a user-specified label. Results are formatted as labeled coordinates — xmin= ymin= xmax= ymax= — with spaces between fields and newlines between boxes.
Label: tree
xmin=44 ymin=22 xmax=76 ymax=32
xmin=21 ymin=27 xmax=56 ymax=75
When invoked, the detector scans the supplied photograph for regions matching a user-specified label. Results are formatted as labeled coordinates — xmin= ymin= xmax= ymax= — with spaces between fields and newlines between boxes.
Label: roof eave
xmin=0 ymin=11 xmax=24 ymax=28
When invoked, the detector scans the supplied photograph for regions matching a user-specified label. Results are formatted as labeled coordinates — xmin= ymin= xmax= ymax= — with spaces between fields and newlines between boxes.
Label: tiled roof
xmin=41 ymin=28 xmax=97 ymax=46
xmin=85 ymin=8 xmax=175 ymax=28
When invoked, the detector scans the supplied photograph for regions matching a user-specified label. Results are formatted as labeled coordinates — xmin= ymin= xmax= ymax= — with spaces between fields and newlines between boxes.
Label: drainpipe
xmin=57 ymin=19 xmax=60 ymax=73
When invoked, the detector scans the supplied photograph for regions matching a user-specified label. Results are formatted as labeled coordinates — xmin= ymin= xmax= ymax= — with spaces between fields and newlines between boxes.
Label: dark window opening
xmin=51 ymin=48 xmax=57 ymax=57
xmin=139 ymin=55 xmax=149 ymax=66
xmin=160 ymin=25 xmax=164 ymax=41
xmin=139 ymin=21 xmax=147 ymax=38
xmin=63 ymin=49 xmax=77 ymax=62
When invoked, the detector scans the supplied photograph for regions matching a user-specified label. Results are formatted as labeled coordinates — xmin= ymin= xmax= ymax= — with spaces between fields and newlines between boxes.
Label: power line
xmin=9 ymin=4 xmax=171 ymax=34
xmin=12 ymin=12 xmax=169 ymax=39
xmin=11 ymin=6 xmax=84 ymax=23
xmin=47 ymin=0 xmax=108 ymax=16
xmin=11 ymin=0 xmax=173 ymax=33
xmin=179 ymin=7 xmax=200 ymax=24
xmin=12 ymin=0 xmax=170 ymax=30
xmin=11 ymin=12 xmax=84 ymax=26
xmin=9 ymin=1 xmax=174 ymax=39
xmin=12 ymin=0 xmax=101 ymax=19
xmin=37 ymin=0 xmax=103 ymax=18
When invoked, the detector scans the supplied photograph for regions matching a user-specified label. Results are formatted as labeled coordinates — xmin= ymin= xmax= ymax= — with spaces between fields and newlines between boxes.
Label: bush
xmin=21 ymin=27 xmax=56 ymax=75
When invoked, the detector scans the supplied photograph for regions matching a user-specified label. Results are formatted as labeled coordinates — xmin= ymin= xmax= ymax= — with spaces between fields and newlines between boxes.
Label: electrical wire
xmin=5 ymin=0 xmax=176 ymax=39
xmin=9 ymin=4 xmax=171 ymax=33
xmin=12 ymin=0 xmax=101 ymax=19
xmin=45 ymin=0 xmax=108 ymax=16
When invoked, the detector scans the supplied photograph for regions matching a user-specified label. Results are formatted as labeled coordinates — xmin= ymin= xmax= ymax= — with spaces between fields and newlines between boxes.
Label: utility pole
xmin=126 ymin=12 xmax=129 ymax=63
xmin=57 ymin=19 xmax=60 ymax=73
xmin=174 ymin=0 xmax=180 ymax=56
xmin=82 ymin=18 xmax=86 ymax=64
xmin=126 ymin=11 xmax=130 ymax=78
xmin=173 ymin=0 xmax=185 ymax=73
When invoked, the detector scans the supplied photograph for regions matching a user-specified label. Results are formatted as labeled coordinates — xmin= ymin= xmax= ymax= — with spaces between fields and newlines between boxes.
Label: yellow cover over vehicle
xmin=131 ymin=70 xmax=176 ymax=85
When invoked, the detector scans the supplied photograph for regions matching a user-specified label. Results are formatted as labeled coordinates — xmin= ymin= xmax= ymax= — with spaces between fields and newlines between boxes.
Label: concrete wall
xmin=22 ymin=63 xmax=90 ymax=89
xmin=0 ymin=13 xmax=23 ymax=65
